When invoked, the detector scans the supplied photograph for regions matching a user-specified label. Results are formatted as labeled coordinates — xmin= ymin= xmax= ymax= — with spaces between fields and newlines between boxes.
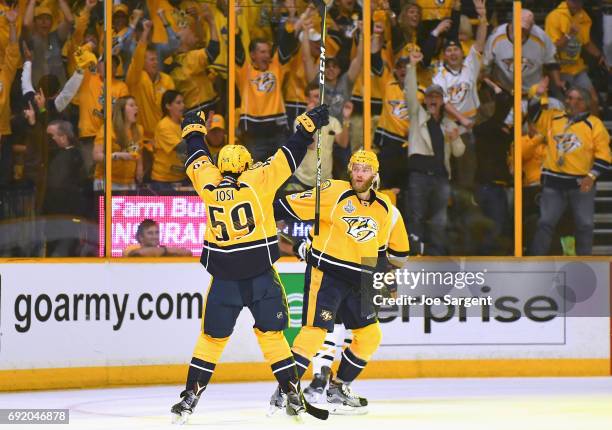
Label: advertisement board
xmin=0 ymin=260 xmax=609 ymax=389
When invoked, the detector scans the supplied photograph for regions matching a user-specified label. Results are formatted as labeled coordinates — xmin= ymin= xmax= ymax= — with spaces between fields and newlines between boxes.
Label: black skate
xmin=267 ymin=385 xmax=287 ymax=417
xmin=303 ymin=365 xmax=331 ymax=404
xmin=326 ymin=380 xmax=368 ymax=415
xmin=171 ymin=389 xmax=200 ymax=425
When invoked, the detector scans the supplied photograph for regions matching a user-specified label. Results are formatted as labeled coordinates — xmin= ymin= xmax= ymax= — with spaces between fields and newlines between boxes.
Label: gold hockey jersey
xmin=276 ymin=180 xmax=407 ymax=284
xmin=187 ymin=145 xmax=298 ymax=279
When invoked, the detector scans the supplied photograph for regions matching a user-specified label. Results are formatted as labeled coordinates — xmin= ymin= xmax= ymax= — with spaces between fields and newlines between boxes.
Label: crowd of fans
xmin=0 ymin=0 xmax=610 ymax=257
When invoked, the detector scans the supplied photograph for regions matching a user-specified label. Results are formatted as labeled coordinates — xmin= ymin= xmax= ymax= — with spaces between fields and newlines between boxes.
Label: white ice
xmin=1 ymin=377 xmax=611 ymax=429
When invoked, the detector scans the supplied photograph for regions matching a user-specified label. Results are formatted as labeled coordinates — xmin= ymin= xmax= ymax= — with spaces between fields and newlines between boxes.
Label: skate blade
xmin=327 ymin=404 xmax=369 ymax=416
xmin=266 ymin=405 xmax=285 ymax=418
xmin=171 ymin=411 xmax=190 ymax=425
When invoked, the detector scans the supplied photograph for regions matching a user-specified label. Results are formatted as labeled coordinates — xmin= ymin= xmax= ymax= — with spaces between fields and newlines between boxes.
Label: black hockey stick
xmin=311 ymin=0 xmax=329 ymax=236
xmin=303 ymin=394 xmax=329 ymax=420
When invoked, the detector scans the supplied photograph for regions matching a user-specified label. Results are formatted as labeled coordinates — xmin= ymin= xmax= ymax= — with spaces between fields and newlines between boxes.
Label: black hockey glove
xmin=292 ymin=238 xmax=310 ymax=261
xmin=181 ymin=111 xmax=208 ymax=140
xmin=295 ymin=104 xmax=330 ymax=136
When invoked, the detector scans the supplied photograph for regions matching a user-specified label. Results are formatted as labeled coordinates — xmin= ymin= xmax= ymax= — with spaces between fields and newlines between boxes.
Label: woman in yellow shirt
xmin=151 ymin=90 xmax=187 ymax=190
xmin=93 ymin=96 xmax=143 ymax=191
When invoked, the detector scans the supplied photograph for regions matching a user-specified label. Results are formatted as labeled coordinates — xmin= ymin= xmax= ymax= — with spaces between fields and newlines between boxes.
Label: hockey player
xmin=303 ymin=177 xmax=409 ymax=403
xmin=170 ymin=105 xmax=329 ymax=424
xmin=271 ymin=150 xmax=410 ymax=414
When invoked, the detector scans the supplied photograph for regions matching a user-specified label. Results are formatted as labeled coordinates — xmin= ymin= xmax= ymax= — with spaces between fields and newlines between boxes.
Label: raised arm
xmin=347 ymin=22 xmax=364 ymax=83
xmin=473 ymin=0 xmax=488 ymax=53
xmin=403 ymin=50 xmax=423 ymax=117
xmin=126 ymin=20 xmax=151 ymax=87
xmin=57 ymin=0 xmax=75 ymax=41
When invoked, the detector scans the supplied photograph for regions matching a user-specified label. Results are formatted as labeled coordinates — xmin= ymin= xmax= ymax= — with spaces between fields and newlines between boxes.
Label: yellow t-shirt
xmin=152 ymin=116 xmax=186 ymax=182
xmin=170 ymin=49 xmax=217 ymax=110
xmin=77 ymin=70 xmax=104 ymax=138
xmin=545 ymin=1 xmax=592 ymax=75
xmin=94 ymin=125 xmax=144 ymax=185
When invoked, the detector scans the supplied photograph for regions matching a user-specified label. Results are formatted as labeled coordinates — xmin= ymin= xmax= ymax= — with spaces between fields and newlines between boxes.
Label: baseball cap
xmin=113 ymin=4 xmax=129 ymax=15
xmin=424 ymin=84 xmax=444 ymax=96
xmin=443 ymin=38 xmax=462 ymax=50
xmin=34 ymin=5 xmax=53 ymax=18
xmin=210 ymin=114 xmax=225 ymax=130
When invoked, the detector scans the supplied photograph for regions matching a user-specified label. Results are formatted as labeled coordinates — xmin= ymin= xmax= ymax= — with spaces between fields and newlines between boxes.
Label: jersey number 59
xmin=208 ymin=202 xmax=256 ymax=242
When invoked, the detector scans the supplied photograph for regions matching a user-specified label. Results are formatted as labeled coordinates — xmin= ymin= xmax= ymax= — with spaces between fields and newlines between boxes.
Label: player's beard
xmin=350 ymin=175 xmax=375 ymax=193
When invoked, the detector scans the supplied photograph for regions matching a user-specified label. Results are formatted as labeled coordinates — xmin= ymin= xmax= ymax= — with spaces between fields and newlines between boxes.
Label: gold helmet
xmin=348 ymin=149 xmax=379 ymax=173
xmin=217 ymin=145 xmax=253 ymax=174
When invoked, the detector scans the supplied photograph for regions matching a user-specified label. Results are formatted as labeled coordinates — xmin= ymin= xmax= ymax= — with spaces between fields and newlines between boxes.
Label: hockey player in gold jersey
xmin=170 ymin=105 xmax=330 ymax=423
xmin=271 ymin=150 xmax=410 ymax=414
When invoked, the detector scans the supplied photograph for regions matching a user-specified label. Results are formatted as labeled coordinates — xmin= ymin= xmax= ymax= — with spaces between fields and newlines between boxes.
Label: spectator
xmin=433 ymin=0 xmax=488 ymax=189
xmin=126 ymin=19 xmax=176 ymax=143
xmin=404 ymin=50 xmax=465 ymax=255
xmin=373 ymin=49 xmax=411 ymax=191
xmin=545 ymin=0 xmax=606 ymax=112
xmin=152 ymin=90 xmax=187 ymax=190
xmin=0 ymin=8 xmax=20 ymax=138
xmin=93 ymin=96 xmax=144 ymax=191
xmin=235 ymin=37 xmax=291 ymax=161
xmin=286 ymin=81 xmax=351 ymax=192
xmin=170 ymin=3 xmax=220 ymax=115
xmin=484 ymin=9 xmax=561 ymax=95
xmin=123 ymin=219 xmax=192 ymax=257
xmin=473 ymin=78 xmax=513 ymax=254
xmin=205 ymin=113 xmax=227 ymax=163
xmin=529 ymin=86 xmax=611 ymax=255
xmin=74 ymin=44 xmax=103 ymax=176
xmin=23 ymin=0 xmax=73 ymax=87
xmin=44 ymin=120 xmax=85 ymax=256
xmin=302 ymin=24 xmax=364 ymax=121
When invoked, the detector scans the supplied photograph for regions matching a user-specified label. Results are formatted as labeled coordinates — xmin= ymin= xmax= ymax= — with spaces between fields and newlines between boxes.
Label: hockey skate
xmin=303 ymin=366 xmax=331 ymax=404
xmin=171 ymin=389 xmax=200 ymax=424
xmin=285 ymin=381 xmax=307 ymax=422
xmin=326 ymin=380 xmax=369 ymax=415
xmin=267 ymin=385 xmax=287 ymax=417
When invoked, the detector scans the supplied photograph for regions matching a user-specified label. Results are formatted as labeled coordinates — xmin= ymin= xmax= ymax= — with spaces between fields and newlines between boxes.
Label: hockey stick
xmin=303 ymin=394 xmax=329 ymax=420
xmin=312 ymin=0 xmax=329 ymax=236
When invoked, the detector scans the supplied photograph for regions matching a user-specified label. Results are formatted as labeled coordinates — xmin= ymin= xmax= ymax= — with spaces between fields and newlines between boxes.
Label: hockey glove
xmin=181 ymin=111 xmax=208 ymax=140
xmin=292 ymin=238 xmax=310 ymax=261
xmin=296 ymin=104 xmax=330 ymax=136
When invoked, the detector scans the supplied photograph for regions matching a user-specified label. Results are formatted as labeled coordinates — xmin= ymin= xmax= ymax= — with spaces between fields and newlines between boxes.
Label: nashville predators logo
xmin=320 ymin=310 xmax=333 ymax=321
xmin=501 ymin=57 xmax=534 ymax=73
xmin=554 ymin=133 xmax=581 ymax=155
xmin=342 ymin=216 xmax=378 ymax=242
xmin=447 ymin=83 xmax=469 ymax=104
xmin=251 ymin=72 xmax=276 ymax=93
xmin=389 ymin=100 xmax=409 ymax=120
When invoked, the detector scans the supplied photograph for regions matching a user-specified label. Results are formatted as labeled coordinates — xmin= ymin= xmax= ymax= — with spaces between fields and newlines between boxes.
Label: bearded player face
xmin=350 ymin=163 xmax=376 ymax=193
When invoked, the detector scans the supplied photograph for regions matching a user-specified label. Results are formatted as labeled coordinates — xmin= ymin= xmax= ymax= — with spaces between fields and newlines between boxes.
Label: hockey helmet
xmin=217 ymin=145 xmax=253 ymax=174
xmin=348 ymin=149 xmax=379 ymax=174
